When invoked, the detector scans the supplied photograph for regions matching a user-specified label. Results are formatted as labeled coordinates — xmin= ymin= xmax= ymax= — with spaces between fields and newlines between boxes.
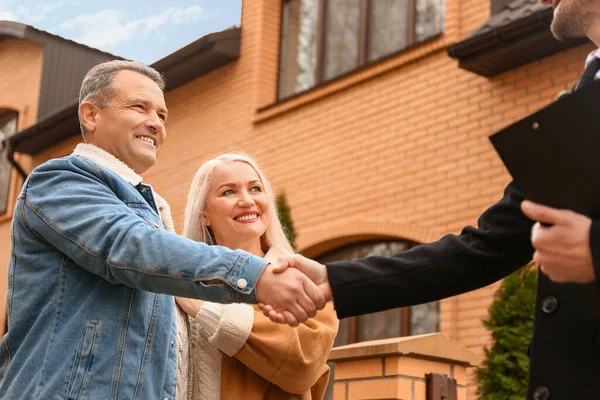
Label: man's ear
xmin=79 ymin=102 xmax=100 ymax=135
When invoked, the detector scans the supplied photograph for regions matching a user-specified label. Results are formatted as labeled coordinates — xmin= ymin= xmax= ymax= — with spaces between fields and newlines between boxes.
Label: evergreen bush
xmin=476 ymin=262 xmax=538 ymax=400
xmin=276 ymin=192 xmax=296 ymax=250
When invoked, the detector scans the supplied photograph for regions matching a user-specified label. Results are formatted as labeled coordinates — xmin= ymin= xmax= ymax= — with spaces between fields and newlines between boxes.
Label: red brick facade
xmin=0 ymin=1 xmax=594 ymax=397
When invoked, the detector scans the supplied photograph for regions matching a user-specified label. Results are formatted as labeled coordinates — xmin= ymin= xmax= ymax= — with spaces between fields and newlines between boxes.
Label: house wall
xmin=0 ymin=1 xmax=593 ymax=398
xmin=0 ymin=38 xmax=44 ymax=333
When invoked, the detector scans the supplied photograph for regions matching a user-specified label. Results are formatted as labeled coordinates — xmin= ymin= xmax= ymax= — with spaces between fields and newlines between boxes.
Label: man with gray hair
xmin=0 ymin=60 xmax=329 ymax=399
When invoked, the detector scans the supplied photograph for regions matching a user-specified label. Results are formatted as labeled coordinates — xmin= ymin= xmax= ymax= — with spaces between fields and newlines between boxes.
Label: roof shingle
xmin=447 ymin=0 xmax=587 ymax=77
xmin=470 ymin=0 xmax=551 ymax=37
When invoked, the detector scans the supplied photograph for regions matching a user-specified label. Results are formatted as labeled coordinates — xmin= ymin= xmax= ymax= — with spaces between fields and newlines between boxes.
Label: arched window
xmin=0 ymin=110 xmax=18 ymax=214
xmin=316 ymin=239 xmax=439 ymax=346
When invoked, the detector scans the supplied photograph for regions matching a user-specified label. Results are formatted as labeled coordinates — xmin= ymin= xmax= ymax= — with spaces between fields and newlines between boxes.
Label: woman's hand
xmin=175 ymin=297 xmax=204 ymax=317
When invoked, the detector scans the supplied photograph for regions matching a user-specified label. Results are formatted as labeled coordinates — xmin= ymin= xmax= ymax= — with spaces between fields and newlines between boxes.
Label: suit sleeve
xmin=588 ymin=221 xmax=600 ymax=289
xmin=326 ymin=181 xmax=536 ymax=318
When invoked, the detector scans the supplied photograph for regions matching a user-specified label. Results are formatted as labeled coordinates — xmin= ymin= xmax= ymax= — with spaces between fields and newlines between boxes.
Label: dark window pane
xmin=279 ymin=0 xmax=319 ymax=99
xmin=278 ymin=0 xmax=446 ymax=99
xmin=316 ymin=240 xmax=412 ymax=264
xmin=368 ymin=0 xmax=410 ymax=62
xmin=410 ymin=301 xmax=440 ymax=335
xmin=0 ymin=111 xmax=17 ymax=214
xmin=415 ymin=0 xmax=445 ymax=42
xmin=358 ymin=308 xmax=403 ymax=342
xmin=317 ymin=239 xmax=439 ymax=400
xmin=323 ymin=0 xmax=360 ymax=81
xmin=317 ymin=240 xmax=440 ymax=341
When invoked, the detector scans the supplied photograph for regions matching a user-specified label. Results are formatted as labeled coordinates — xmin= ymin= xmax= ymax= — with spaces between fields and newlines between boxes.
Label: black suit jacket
xmin=326 ymin=180 xmax=600 ymax=399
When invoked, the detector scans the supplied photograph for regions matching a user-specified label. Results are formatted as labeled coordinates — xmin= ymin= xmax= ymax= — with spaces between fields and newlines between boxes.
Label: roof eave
xmin=9 ymin=102 xmax=80 ymax=154
xmin=151 ymin=26 xmax=241 ymax=91
xmin=447 ymin=8 xmax=589 ymax=77
xmin=0 ymin=20 xmax=120 ymax=60
xmin=8 ymin=27 xmax=242 ymax=155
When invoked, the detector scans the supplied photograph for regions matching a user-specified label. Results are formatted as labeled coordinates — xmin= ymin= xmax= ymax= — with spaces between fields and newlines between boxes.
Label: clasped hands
xmin=521 ymin=200 xmax=596 ymax=283
xmin=175 ymin=255 xmax=331 ymax=327
xmin=255 ymin=254 xmax=332 ymax=327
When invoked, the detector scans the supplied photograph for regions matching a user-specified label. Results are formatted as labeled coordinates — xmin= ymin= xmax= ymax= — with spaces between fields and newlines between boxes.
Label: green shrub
xmin=476 ymin=262 xmax=537 ymax=400
xmin=276 ymin=192 xmax=296 ymax=250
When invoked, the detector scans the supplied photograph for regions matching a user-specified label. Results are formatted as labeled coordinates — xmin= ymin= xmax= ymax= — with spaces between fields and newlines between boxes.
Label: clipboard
xmin=489 ymin=79 xmax=600 ymax=218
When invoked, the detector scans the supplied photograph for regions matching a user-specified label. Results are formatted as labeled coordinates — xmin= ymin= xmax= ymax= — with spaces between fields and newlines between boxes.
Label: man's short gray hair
xmin=78 ymin=60 xmax=165 ymax=140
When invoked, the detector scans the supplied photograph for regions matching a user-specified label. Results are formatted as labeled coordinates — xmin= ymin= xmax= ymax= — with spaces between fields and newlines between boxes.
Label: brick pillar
xmin=329 ymin=333 xmax=480 ymax=400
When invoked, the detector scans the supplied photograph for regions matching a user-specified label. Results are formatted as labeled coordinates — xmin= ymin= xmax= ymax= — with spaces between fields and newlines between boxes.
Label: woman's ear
xmin=203 ymin=215 xmax=210 ymax=227
xmin=79 ymin=102 xmax=99 ymax=135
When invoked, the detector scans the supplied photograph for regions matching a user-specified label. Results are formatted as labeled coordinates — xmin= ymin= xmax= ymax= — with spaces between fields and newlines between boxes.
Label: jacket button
xmin=237 ymin=278 xmax=248 ymax=289
xmin=533 ymin=386 xmax=550 ymax=400
xmin=140 ymin=187 xmax=146 ymax=193
xmin=541 ymin=296 xmax=558 ymax=314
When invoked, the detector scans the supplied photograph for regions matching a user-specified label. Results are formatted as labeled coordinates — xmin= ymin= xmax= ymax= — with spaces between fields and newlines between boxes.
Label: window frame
xmin=0 ymin=110 xmax=19 ymax=216
xmin=314 ymin=239 xmax=440 ymax=346
xmin=345 ymin=307 xmax=412 ymax=344
xmin=345 ymin=302 xmax=440 ymax=344
xmin=278 ymin=0 xmax=425 ymax=100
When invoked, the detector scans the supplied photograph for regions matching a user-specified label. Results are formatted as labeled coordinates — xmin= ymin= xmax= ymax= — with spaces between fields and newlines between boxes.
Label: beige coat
xmin=185 ymin=249 xmax=339 ymax=399
xmin=217 ymin=304 xmax=338 ymax=399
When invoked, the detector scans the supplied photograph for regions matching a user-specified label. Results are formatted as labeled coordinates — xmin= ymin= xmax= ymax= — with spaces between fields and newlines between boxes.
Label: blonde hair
xmin=183 ymin=152 xmax=294 ymax=256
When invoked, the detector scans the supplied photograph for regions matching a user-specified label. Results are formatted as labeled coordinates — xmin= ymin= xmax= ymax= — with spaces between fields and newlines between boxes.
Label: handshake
xmin=254 ymin=254 xmax=332 ymax=327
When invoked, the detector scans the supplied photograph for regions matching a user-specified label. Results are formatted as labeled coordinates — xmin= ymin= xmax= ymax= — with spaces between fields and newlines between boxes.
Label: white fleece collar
xmin=72 ymin=143 xmax=143 ymax=186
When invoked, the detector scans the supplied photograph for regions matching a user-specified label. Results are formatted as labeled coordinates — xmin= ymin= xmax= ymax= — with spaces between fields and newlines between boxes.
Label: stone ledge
xmin=329 ymin=333 xmax=481 ymax=367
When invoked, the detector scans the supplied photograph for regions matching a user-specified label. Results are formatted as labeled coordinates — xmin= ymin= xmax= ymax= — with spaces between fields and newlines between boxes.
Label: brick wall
xmin=0 ymin=1 xmax=594 ymax=398
xmin=334 ymin=357 xmax=468 ymax=400
xmin=0 ymin=38 xmax=44 ymax=334
xmin=329 ymin=334 xmax=479 ymax=400
xmin=150 ymin=2 xmax=589 ymax=396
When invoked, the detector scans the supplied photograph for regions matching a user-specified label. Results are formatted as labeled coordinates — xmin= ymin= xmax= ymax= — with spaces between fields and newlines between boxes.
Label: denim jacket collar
xmin=72 ymin=143 xmax=176 ymax=233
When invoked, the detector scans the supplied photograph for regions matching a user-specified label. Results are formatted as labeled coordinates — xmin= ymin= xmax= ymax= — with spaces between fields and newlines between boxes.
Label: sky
xmin=0 ymin=0 xmax=242 ymax=64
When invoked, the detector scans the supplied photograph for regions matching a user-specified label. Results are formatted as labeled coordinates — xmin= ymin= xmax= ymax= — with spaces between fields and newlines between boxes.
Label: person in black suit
xmin=263 ymin=1 xmax=600 ymax=399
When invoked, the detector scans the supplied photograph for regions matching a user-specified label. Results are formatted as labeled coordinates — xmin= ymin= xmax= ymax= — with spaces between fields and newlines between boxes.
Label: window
xmin=318 ymin=239 xmax=439 ymax=400
xmin=315 ymin=240 xmax=440 ymax=347
xmin=278 ymin=0 xmax=445 ymax=99
xmin=0 ymin=111 xmax=18 ymax=214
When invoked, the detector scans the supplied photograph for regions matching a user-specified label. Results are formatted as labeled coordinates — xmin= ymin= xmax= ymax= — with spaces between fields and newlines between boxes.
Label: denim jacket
xmin=0 ymin=144 xmax=267 ymax=399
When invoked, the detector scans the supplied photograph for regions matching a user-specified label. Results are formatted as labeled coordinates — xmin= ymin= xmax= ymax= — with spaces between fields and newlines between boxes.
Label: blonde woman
xmin=175 ymin=153 xmax=338 ymax=400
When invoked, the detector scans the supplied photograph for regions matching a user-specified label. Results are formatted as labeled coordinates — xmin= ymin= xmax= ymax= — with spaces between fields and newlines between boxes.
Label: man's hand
xmin=255 ymin=262 xmax=327 ymax=327
xmin=259 ymin=255 xmax=332 ymax=325
xmin=521 ymin=200 xmax=595 ymax=283
xmin=175 ymin=297 xmax=204 ymax=317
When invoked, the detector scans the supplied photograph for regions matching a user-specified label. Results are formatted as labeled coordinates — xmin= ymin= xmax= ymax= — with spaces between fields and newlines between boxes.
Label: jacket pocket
xmin=66 ymin=322 xmax=99 ymax=400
